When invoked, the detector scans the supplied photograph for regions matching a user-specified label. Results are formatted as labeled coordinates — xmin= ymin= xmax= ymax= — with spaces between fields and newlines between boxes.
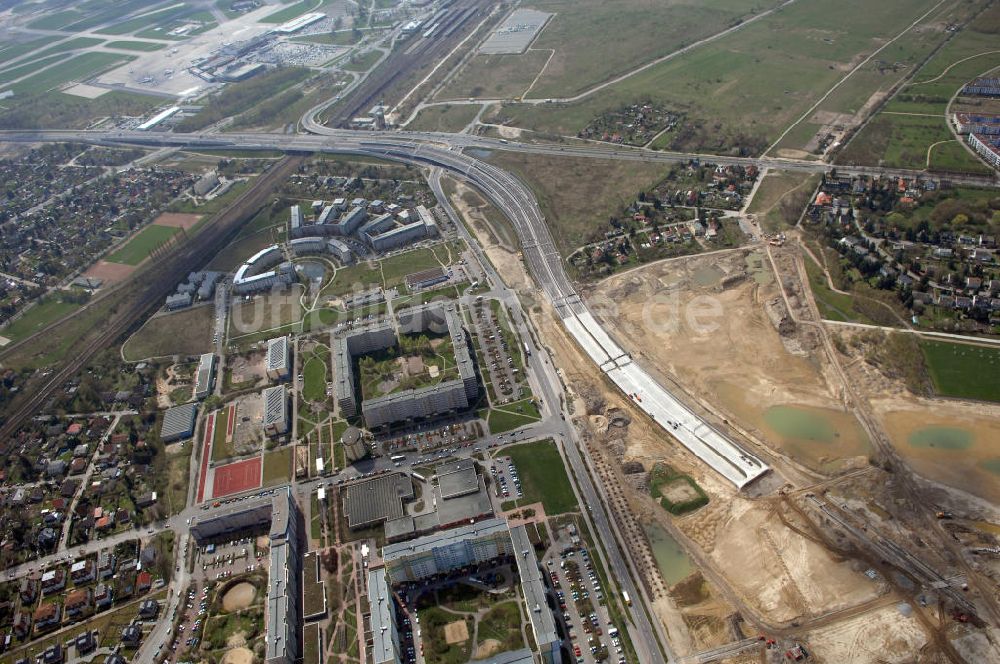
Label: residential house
xmin=12 ymin=611 xmax=31 ymax=639
xmin=32 ymin=603 xmax=61 ymax=632
xmin=70 ymin=560 xmax=95 ymax=585
xmin=98 ymin=551 xmax=116 ymax=580
xmin=136 ymin=571 xmax=152 ymax=594
xmin=41 ymin=643 xmax=63 ymax=664
xmin=19 ymin=577 xmax=38 ymax=604
xmin=64 ymin=588 xmax=92 ymax=617
xmin=121 ymin=624 xmax=142 ymax=647
xmin=75 ymin=631 xmax=95 ymax=654
xmin=138 ymin=599 xmax=159 ymax=619
xmin=40 ymin=569 xmax=66 ymax=595
xmin=94 ymin=583 xmax=112 ymax=609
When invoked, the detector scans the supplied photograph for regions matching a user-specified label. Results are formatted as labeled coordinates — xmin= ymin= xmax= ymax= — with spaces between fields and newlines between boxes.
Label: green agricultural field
xmin=10 ymin=52 xmax=133 ymax=95
xmin=106 ymin=224 xmax=181 ymax=265
xmin=500 ymin=0 xmax=944 ymax=155
xmin=0 ymin=295 xmax=83 ymax=343
xmin=408 ymin=104 xmax=480 ymax=133
xmin=837 ymin=15 xmax=1000 ymax=171
xmin=921 ymin=340 xmax=1000 ymax=402
xmin=839 ymin=113 xmax=993 ymax=174
xmin=106 ymin=40 xmax=168 ymax=51
xmin=500 ymin=439 xmax=577 ymax=514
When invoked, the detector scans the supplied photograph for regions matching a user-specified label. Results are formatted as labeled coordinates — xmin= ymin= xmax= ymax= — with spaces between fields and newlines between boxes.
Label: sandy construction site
xmin=589 ymin=249 xmax=871 ymax=476
xmin=452 ymin=187 xmax=1000 ymax=661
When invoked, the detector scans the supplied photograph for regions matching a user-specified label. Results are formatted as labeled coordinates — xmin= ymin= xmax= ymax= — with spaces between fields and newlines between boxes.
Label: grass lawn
xmin=30 ymin=37 xmax=105 ymax=60
xmin=212 ymin=409 xmax=233 ymax=462
xmin=97 ymin=4 xmax=189 ymax=35
xmin=302 ymin=345 xmax=330 ymax=402
xmin=229 ymin=286 xmax=305 ymax=337
xmin=746 ymin=170 xmax=819 ymax=233
xmin=0 ymin=37 xmax=54 ymax=67
xmin=342 ymin=49 xmax=381 ymax=72
xmin=27 ymin=9 xmax=85 ymax=30
xmin=487 ymin=399 xmax=541 ymax=434
xmin=295 ymin=30 xmax=363 ymax=46
xmin=500 ymin=439 xmax=577 ymax=514
xmin=106 ymin=40 xmax=168 ymax=51
xmin=1 ymin=295 xmax=82 ymax=343
xmin=0 ymin=55 xmax=70 ymax=87
xmin=921 ymin=340 xmax=1000 ymax=402
xmin=165 ymin=445 xmax=193 ymax=515
xmin=477 ymin=601 xmax=525 ymax=652
xmin=803 ymin=251 xmax=869 ymax=324
xmin=419 ymin=606 xmax=472 ymax=664
xmin=381 ymin=246 xmax=446 ymax=287
xmin=122 ymin=304 xmax=214 ymax=360
xmin=106 ymin=223 xmax=181 ymax=265
xmin=261 ymin=0 xmax=316 ymax=24
xmin=523 ymin=0 xmax=784 ymax=99
xmin=263 ymin=447 xmax=294 ymax=486
xmin=437 ymin=50 xmax=551 ymax=101
xmin=408 ymin=104 xmax=480 ymax=133
xmin=501 ymin=0 xmax=945 ymax=155
xmin=484 ymin=151 xmax=661 ymax=256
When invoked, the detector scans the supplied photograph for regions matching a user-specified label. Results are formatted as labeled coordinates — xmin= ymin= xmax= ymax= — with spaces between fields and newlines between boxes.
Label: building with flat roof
xmin=194 ymin=353 xmax=216 ymax=400
xmin=266 ymin=489 xmax=300 ymax=664
xmin=368 ymin=569 xmax=401 ymax=664
xmin=265 ymin=336 xmax=291 ymax=381
xmin=436 ymin=458 xmax=478 ymax=499
xmin=334 ymin=303 xmax=478 ymax=428
xmin=342 ymin=474 xmax=414 ymax=530
xmin=262 ymin=385 xmax=289 ymax=436
xmin=160 ymin=403 xmax=197 ymax=442
xmin=510 ymin=525 xmax=559 ymax=663
xmin=382 ymin=518 xmax=513 ymax=585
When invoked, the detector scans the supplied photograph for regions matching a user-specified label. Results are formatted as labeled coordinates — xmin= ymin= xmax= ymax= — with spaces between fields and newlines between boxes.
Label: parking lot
xmin=488 ymin=455 xmax=523 ymax=502
xmin=471 ymin=298 xmax=524 ymax=403
xmin=543 ymin=526 xmax=622 ymax=664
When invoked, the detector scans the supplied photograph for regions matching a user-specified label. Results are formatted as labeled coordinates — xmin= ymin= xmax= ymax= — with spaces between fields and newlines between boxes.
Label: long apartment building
xmin=381 ymin=517 xmax=513 ymax=584
xmin=333 ymin=304 xmax=478 ymax=427
xmin=262 ymin=385 xmax=289 ymax=436
xmin=265 ymin=336 xmax=290 ymax=381
xmin=194 ymin=353 xmax=216 ymax=400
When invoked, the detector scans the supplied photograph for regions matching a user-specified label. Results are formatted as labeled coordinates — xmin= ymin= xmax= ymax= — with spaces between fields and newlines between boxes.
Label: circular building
xmin=342 ymin=426 xmax=368 ymax=462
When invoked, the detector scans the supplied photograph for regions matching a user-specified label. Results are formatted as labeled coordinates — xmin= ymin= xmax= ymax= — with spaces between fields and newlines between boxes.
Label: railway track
xmin=327 ymin=0 xmax=487 ymax=127
xmin=0 ymin=155 xmax=303 ymax=443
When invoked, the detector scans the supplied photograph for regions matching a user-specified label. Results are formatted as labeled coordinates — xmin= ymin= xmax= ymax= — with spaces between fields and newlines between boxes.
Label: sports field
xmin=262 ymin=447 xmax=293 ymax=486
xmin=212 ymin=457 xmax=263 ymax=498
xmin=106 ymin=223 xmax=181 ymax=265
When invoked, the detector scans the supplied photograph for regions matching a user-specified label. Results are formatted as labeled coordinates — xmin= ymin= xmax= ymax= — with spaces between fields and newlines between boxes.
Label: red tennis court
xmin=211 ymin=457 xmax=262 ymax=498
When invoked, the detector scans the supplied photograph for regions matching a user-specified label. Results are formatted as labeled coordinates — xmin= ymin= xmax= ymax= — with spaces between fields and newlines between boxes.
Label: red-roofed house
xmin=136 ymin=571 xmax=152 ymax=594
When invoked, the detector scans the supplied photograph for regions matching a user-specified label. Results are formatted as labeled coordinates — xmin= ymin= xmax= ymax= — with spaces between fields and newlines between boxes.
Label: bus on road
xmin=390 ymin=454 xmax=406 ymax=463
xmin=622 ymin=591 xmax=632 ymax=606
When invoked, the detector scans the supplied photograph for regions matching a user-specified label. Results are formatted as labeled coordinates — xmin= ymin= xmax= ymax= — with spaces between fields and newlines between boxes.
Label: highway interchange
xmin=0 ymin=121 xmax=997 ymax=664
